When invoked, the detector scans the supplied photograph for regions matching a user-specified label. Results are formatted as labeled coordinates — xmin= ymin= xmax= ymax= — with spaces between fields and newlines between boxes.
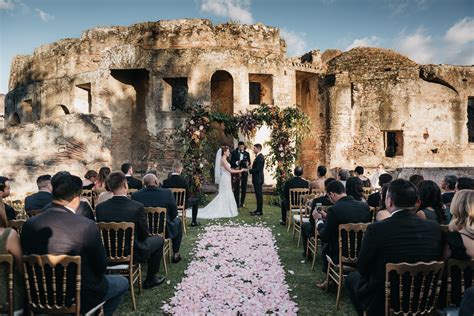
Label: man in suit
xmin=121 ymin=163 xmax=143 ymax=190
xmin=96 ymin=172 xmax=165 ymax=289
xmin=249 ymin=144 xmax=264 ymax=216
xmin=132 ymin=173 xmax=183 ymax=263
xmin=440 ymin=174 xmax=457 ymax=204
xmin=162 ymin=160 xmax=200 ymax=227
xmin=230 ymin=141 xmax=251 ymax=207
xmin=21 ymin=172 xmax=128 ymax=315
xmin=345 ymin=179 xmax=443 ymax=316
xmin=313 ymin=180 xmax=371 ymax=289
xmin=367 ymin=173 xmax=393 ymax=208
xmin=25 ymin=174 xmax=52 ymax=214
xmin=0 ymin=176 xmax=15 ymax=220
xmin=280 ymin=166 xmax=309 ymax=226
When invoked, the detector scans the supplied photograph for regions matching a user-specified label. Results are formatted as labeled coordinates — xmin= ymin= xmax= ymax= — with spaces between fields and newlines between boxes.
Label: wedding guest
xmin=310 ymin=178 xmax=336 ymax=211
xmin=121 ymin=163 xmax=143 ymax=190
xmin=96 ymin=172 xmax=165 ymax=288
xmin=162 ymin=160 xmax=200 ymax=227
xmin=367 ymin=173 xmax=393 ymax=208
xmin=345 ymin=177 xmax=366 ymax=202
xmin=25 ymin=174 xmax=52 ymax=214
xmin=409 ymin=174 xmax=424 ymax=188
xmin=345 ymin=179 xmax=443 ymax=316
xmin=280 ymin=166 xmax=309 ymax=226
xmin=354 ymin=166 xmax=371 ymax=187
xmin=230 ymin=141 xmax=251 ymax=207
xmin=82 ymin=170 xmax=98 ymax=190
xmin=0 ymin=176 xmax=15 ymax=220
xmin=416 ymin=180 xmax=447 ymax=224
xmin=456 ymin=177 xmax=474 ymax=191
xmin=94 ymin=167 xmax=111 ymax=191
xmin=313 ymin=181 xmax=370 ymax=289
xmin=133 ymin=173 xmax=183 ymax=263
xmin=310 ymin=165 xmax=327 ymax=192
xmin=441 ymin=174 xmax=457 ymax=204
xmin=0 ymin=201 xmax=24 ymax=311
xmin=21 ymin=172 xmax=129 ymax=315
xmin=375 ymin=184 xmax=391 ymax=222
xmin=337 ymin=169 xmax=349 ymax=187
xmin=445 ymin=190 xmax=474 ymax=260
xmin=370 ymin=163 xmax=387 ymax=189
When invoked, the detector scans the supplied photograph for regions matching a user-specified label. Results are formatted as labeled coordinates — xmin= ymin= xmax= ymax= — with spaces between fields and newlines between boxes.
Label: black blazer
xmin=4 ymin=203 xmax=16 ymax=220
xmin=25 ymin=191 xmax=52 ymax=213
xmin=230 ymin=149 xmax=251 ymax=169
xmin=21 ymin=204 xmax=108 ymax=313
xmin=249 ymin=153 xmax=265 ymax=184
xmin=126 ymin=175 xmax=143 ymax=190
xmin=95 ymin=196 xmax=150 ymax=262
xmin=162 ymin=174 xmax=190 ymax=199
xmin=41 ymin=201 xmax=94 ymax=221
xmin=355 ymin=210 xmax=443 ymax=315
xmin=283 ymin=176 xmax=309 ymax=201
xmin=131 ymin=187 xmax=179 ymax=239
xmin=317 ymin=196 xmax=370 ymax=262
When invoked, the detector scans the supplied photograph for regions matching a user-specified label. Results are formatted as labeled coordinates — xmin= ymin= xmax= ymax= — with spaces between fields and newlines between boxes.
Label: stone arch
xmin=9 ymin=113 xmax=21 ymax=126
xmin=51 ymin=104 xmax=70 ymax=117
xmin=210 ymin=70 xmax=234 ymax=115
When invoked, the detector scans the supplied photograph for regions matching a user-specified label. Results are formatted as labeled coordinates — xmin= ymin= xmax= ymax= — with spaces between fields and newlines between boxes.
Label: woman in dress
xmin=197 ymin=146 xmax=247 ymax=219
xmin=445 ymin=189 xmax=474 ymax=260
xmin=345 ymin=177 xmax=366 ymax=202
xmin=94 ymin=166 xmax=111 ymax=191
xmin=416 ymin=180 xmax=447 ymax=224
xmin=82 ymin=170 xmax=98 ymax=190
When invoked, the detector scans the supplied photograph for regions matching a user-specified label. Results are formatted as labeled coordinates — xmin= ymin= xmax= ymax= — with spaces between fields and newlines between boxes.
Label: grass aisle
xmin=117 ymin=195 xmax=356 ymax=315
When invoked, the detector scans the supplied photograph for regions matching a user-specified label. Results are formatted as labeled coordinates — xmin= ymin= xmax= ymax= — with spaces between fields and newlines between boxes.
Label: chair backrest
xmin=385 ymin=261 xmax=444 ymax=316
xmin=144 ymin=207 xmax=167 ymax=238
xmin=97 ymin=222 xmax=135 ymax=264
xmin=289 ymin=188 xmax=310 ymax=210
xmin=170 ymin=188 xmax=186 ymax=210
xmin=126 ymin=189 xmax=138 ymax=199
xmin=338 ymin=223 xmax=369 ymax=265
xmin=81 ymin=190 xmax=94 ymax=205
xmin=302 ymin=194 xmax=317 ymax=216
xmin=0 ymin=254 xmax=13 ymax=315
xmin=311 ymin=190 xmax=325 ymax=198
xmin=28 ymin=209 xmax=43 ymax=218
xmin=8 ymin=219 xmax=26 ymax=237
xmin=369 ymin=207 xmax=379 ymax=223
xmin=23 ymin=254 xmax=81 ymax=315
xmin=446 ymin=259 xmax=474 ymax=307
xmin=362 ymin=186 xmax=372 ymax=198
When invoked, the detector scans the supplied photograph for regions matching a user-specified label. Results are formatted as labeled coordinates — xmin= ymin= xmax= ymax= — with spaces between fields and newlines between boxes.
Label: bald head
xmin=143 ymin=173 xmax=159 ymax=187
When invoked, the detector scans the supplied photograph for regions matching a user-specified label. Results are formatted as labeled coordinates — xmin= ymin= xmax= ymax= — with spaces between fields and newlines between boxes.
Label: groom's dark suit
xmin=249 ymin=153 xmax=265 ymax=214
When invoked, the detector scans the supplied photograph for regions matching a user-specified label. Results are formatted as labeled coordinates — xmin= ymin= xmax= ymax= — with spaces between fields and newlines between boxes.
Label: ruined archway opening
xmin=50 ymin=105 xmax=70 ymax=117
xmin=9 ymin=112 xmax=21 ymax=126
xmin=210 ymin=70 xmax=234 ymax=148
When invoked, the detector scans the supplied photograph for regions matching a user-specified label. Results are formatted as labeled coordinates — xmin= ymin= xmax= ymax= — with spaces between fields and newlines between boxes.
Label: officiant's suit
xmin=230 ymin=148 xmax=251 ymax=207
xmin=249 ymin=153 xmax=264 ymax=214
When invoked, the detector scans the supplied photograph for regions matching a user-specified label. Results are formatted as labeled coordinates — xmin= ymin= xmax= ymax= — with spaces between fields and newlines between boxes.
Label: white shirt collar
xmin=171 ymin=173 xmax=180 ymax=176
xmin=64 ymin=206 xmax=76 ymax=214
xmin=390 ymin=208 xmax=406 ymax=217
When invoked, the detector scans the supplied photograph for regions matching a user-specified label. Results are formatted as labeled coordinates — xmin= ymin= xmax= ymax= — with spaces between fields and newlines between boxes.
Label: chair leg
xmin=163 ymin=249 xmax=168 ymax=275
xmin=182 ymin=211 xmax=187 ymax=234
xmin=297 ymin=228 xmax=301 ymax=247
xmin=287 ymin=212 xmax=292 ymax=232
xmin=129 ymin=270 xmax=137 ymax=310
xmin=138 ymin=265 xmax=142 ymax=293
xmin=335 ymin=270 xmax=343 ymax=310
xmin=311 ymin=242 xmax=318 ymax=271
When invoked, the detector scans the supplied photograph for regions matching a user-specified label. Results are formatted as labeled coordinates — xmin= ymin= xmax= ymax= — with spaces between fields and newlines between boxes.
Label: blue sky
xmin=0 ymin=0 xmax=473 ymax=94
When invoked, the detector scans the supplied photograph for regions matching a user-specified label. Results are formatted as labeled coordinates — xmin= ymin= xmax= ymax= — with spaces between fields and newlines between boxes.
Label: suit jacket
xmin=249 ymin=153 xmax=265 ymax=184
xmin=317 ymin=196 xmax=370 ymax=263
xmin=355 ymin=210 xmax=443 ymax=315
xmin=25 ymin=191 xmax=52 ymax=213
xmin=162 ymin=174 xmax=190 ymax=200
xmin=131 ymin=187 xmax=179 ymax=239
xmin=126 ymin=175 xmax=143 ymax=190
xmin=230 ymin=149 xmax=251 ymax=169
xmin=283 ymin=176 xmax=309 ymax=202
xmin=41 ymin=201 xmax=94 ymax=221
xmin=21 ymin=204 xmax=108 ymax=313
xmin=4 ymin=203 xmax=16 ymax=220
xmin=95 ymin=196 xmax=150 ymax=262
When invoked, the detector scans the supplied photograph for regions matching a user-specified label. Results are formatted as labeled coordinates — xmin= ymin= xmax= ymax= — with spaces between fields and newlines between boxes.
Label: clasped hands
xmin=312 ymin=209 xmax=327 ymax=221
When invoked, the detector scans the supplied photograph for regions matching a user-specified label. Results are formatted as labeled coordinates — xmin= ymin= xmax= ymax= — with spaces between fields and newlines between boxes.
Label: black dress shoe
xmin=171 ymin=255 xmax=182 ymax=263
xmin=143 ymin=276 xmax=166 ymax=289
xmin=190 ymin=222 xmax=200 ymax=227
xmin=280 ymin=220 xmax=286 ymax=226
xmin=255 ymin=212 xmax=263 ymax=216
xmin=250 ymin=211 xmax=256 ymax=216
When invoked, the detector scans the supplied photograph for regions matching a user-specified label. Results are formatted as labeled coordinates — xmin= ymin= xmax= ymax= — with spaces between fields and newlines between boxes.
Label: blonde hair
xmin=449 ymin=189 xmax=474 ymax=233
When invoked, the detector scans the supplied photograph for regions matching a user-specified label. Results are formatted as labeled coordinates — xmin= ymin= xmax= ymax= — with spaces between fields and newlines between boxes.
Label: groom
xmin=249 ymin=144 xmax=264 ymax=216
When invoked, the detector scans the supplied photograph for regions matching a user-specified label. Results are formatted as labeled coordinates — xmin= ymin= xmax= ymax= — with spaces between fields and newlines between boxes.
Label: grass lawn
xmin=117 ymin=194 xmax=357 ymax=315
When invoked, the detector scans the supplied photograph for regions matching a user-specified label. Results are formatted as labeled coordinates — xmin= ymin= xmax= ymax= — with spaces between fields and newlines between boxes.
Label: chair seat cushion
xmin=293 ymin=215 xmax=310 ymax=223
xmin=107 ymin=264 xmax=128 ymax=270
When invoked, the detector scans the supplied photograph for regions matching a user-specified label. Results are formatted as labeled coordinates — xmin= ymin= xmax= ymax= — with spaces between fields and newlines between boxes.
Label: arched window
xmin=9 ymin=113 xmax=21 ymax=126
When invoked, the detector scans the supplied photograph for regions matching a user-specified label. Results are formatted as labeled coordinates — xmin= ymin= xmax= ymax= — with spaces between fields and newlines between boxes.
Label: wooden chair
xmin=306 ymin=205 xmax=331 ymax=270
xmin=8 ymin=219 xmax=26 ymax=237
xmin=0 ymin=254 xmax=13 ymax=316
xmin=127 ymin=189 xmax=138 ymax=199
xmin=362 ymin=187 xmax=372 ymax=199
xmin=369 ymin=207 xmax=379 ymax=223
xmin=310 ymin=190 xmax=325 ymax=198
xmin=446 ymin=259 xmax=473 ymax=307
xmin=287 ymin=188 xmax=310 ymax=233
xmin=145 ymin=207 xmax=172 ymax=275
xmin=81 ymin=190 xmax=95 ymax=208
xmin=170 ymin=188 xmax=187 ymax=234
xmin=22 ymin=254 xmax=105 ymax=315
xmin=385 ymin=261 xmax=444 ymax=316
xmin=326 ymin=223 xmax=369 ymax=310
xmin=27 ymin=209 xmax=43 ymax=218
xmin=293 ymin=194 xmax=315 ymax=246
xmin=97 ymin=222 xmax=141 ymax=310
xmin=10 ymin=200 xmax=25 ymax=219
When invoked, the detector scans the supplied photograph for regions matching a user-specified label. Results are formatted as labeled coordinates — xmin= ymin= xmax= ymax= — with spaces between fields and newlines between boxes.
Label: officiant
xmin=230 ymin=141 xmax=251 ymax=208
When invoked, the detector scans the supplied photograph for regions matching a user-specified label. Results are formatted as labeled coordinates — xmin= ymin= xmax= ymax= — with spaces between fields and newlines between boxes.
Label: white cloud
xmin=444 ymin=17 xmax=474 ymax=46
xmin=35 ymin=8 xmax=53 ymax=22
xmin=200 ymin=0 xmax=253 ymax=24
xmin=386 ymin=0 xmax=430 ymax=15
xmin=395 ymin=28 xmax=434 ymax=64
xmin=280 ymin=29 xmax=307 ymax=57
xmin=0 ymin=0 xmax=15 ymax=10
xmin=345 ymin=36 xmax=381 ymax=50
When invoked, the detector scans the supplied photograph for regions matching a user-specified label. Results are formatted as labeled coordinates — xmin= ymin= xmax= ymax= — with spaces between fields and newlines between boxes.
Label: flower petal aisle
xmin=162 ymin=223 xmax=298 ymax=315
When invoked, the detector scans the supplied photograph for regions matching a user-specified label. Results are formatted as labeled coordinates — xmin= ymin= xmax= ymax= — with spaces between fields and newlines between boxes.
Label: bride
xmin=197 ymin=145 xmax=247 ymax=219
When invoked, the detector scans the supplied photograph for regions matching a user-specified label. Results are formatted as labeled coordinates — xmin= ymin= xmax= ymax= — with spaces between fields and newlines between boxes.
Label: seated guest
xmin=121 ymin=163 xmax=143 ymax=190
xmin=445 ymin=190 xmax=474 ymax=260
xmin=456 ymin=177 xmax=474 ymax=191
xmin=441 ymin=174 xmax=457 ymax=204
xmin=132 ymin=174 xmax=183 ymax=263
xmin=368 ymin=173 xmax=393 ymax=208
xmin=94 ymin=167 xmax=111 ymax=191
xmin=416 ymin=180 xmax=447 ymax=224
xmin=337 ymin=169 xmax=349 ymax=187
xmin=162 ymin=160 xmax=200 ymax=227
xmin=354 ymin=166 xmax=371 ymax=187
xmin=409 ymin=174 xmax=424 ymax=188
xmin=459 ymin=286 xmax=474 ymax=316
xmin=0 ymin=176 xmax=15 ymax=220
xmin=310 ymin=178 xmax=336 ymax=211
xmin=21 ymin=173 xmax=128 ymax=315
xmin=95 ymin=172 xmax=165 ymax=288
xmin=370 ymin=163 xmax=387 ymax=189
xmin=345 ymin=179 xmax=443 ymax=316
xmin=280 ymin=166 xmax=309 ymax=226
xmin=313 ymin=181 xmax=370 ymax=289
xmin=346 ymin=177 xmax=366 ymax=202
xmin=96 ymin=182 xmax=114 ymax=205
xmin=82 ymin=170 xmax=98 ymax=190
xmin=375 ymin=184 xmax=391 ymax=222
xmin=310 ymin=165 xmax=327 ymax=192
xmin=25 ymin=174 xmax=52 ymax=214
xmin=0 ymin=202 xmax=24 ymax=311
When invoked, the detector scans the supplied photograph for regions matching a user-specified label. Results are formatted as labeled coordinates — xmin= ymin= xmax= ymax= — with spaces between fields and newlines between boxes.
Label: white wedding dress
xmin=196 ymin=160 xmax=239 ymax=219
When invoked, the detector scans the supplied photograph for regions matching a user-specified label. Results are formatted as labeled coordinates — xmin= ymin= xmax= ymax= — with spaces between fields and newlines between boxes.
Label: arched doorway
xmin=50 ymin=105 xmax=70 ymax=117
xmin=210 ymin=70 xmax=234 ymax=146
xmin=9 ymin=113 xmax=20 ymax=126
